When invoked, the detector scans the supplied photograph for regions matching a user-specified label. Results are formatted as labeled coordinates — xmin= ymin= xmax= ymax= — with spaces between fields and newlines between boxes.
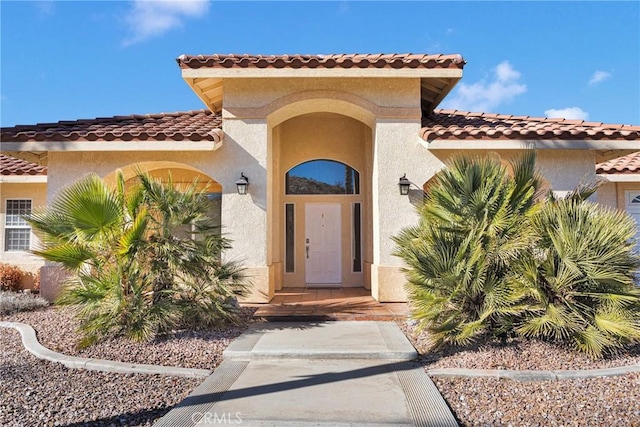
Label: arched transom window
xmin=286 ymin=160 xmax=360 ymax=195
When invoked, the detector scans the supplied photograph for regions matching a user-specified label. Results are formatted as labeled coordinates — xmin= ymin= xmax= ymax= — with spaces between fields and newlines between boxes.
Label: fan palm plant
xmin=393 ymin=151 xmax=544 ymax=347
xmin=28 ymin=172 xmax=248 ymax=346
xmin=394 ymin=151 xmax=640 ymax=357
xmin=515 ymin=197 xmax=640 ymax=357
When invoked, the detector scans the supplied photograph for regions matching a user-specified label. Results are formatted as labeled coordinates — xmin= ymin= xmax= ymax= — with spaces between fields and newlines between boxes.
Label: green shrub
xmin=394 ymin=151 xmax=640 ymax=357
xmin=516 ymin=198 xmax=640 ymax=357
xmin=393 ymin=152 xmax=542 ymax=347
xmin=28 ymin=172 xmax=249 ymax=346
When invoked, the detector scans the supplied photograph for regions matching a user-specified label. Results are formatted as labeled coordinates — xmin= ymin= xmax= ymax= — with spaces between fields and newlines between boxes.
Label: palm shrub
xmin=28 ymin=172 xmax=248 ymax=346
xmin=515 ymin=195 xmax=640 ymax=357
xmin=393 ymin=151 xmax=544 ymax=347
xmin=394 ymin=151 xmax=640 ymax=356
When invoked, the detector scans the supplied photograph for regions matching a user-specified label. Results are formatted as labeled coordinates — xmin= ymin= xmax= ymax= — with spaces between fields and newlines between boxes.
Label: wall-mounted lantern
xmin=398 ymin=173 xmax=411 ymax=196
xmin=236 ymin=172 xmax=249 ymax=195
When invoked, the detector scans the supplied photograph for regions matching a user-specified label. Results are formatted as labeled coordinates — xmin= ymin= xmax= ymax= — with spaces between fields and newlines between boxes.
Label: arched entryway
xmin=268 ymin=110 xmax=373 ymax=292
xmin=103 ymin=161 xmax=223 ymax=232
xmin=103 ymin=161 xmax=222 ymax=192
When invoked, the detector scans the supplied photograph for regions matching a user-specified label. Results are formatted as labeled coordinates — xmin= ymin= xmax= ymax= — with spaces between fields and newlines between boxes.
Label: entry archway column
xmin=222 ymin=118 xmax=272 ymax=303
xmin=370 ymin=119 xmax=424 ymax=302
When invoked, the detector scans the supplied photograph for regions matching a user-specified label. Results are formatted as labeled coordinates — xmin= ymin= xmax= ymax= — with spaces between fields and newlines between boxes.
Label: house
xmin=1 ymin=53 xmax=639 ymax=302
xmin=597 ymin=151 xmax=640 ymax=244
xmin=0 ymin=154 xmax=48 ymax=289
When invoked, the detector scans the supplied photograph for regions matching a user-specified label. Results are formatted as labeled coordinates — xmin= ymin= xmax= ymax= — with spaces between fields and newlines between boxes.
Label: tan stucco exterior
xmin=598 ymin=181 xmax=640 ymax=210
xmin=9 ymin=70 xmax=633 ymax=303
xmin=224 ymin=77 xmax=436 ymax=301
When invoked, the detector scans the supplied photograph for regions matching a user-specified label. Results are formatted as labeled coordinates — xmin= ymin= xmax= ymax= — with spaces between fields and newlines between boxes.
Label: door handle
xmin=306 ymin=245 xmax=310 ymax=259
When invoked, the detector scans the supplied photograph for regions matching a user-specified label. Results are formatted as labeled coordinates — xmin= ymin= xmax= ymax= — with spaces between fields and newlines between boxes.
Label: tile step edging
xmin=0 ymin=321 xmax=211 ymax=379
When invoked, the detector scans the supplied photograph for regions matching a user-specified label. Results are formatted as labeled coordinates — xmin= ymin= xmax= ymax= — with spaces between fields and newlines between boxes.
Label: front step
xmin=223 ymin=321 xmax=418 ymax=361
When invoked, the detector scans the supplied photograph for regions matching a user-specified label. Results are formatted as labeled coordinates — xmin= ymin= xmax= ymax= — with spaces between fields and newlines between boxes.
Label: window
xmin=352 ymin=203 xmax=362 ymax=272
xmin=5 ymin=199 xmax=32 ymax=251
xmin=286 ymin=160 xmax=360 ymax=195
xmin=285 ymin=204 xmax=295 ymax=273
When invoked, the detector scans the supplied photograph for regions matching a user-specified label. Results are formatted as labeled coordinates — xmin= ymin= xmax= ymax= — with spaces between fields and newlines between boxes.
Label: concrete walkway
xmin=154 ymin=321 xmax=459 ymax=427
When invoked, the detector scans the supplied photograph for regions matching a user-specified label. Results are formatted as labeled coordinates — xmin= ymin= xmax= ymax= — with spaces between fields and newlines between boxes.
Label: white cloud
xmin=588 ymin=70 xmax=611 ymax=86
xmin=544 ymin=107 xmax=589 ymax=121
xmin=123 ymin=0 xmax=210 ymax=46
xmin=440 ymin=60 xmax=527 ymax=112
xmin=35 ymin=1 xmax=55 ymax=17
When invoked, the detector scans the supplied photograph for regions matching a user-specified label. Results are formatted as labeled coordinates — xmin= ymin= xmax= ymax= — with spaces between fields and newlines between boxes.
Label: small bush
xmin=0 ymin=263 xmax=25 ymax=291
xmin=0 ymin=291 xmax=49 ymax=315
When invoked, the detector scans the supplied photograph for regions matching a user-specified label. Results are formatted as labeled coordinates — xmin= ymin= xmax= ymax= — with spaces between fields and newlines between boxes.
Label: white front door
xmin=305 ymin=203 xmax=341 ymax=285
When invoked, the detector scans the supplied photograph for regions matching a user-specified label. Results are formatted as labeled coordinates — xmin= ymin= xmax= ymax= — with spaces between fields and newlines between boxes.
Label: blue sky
xmin=1 ymin=1 xmax=639 ymax=127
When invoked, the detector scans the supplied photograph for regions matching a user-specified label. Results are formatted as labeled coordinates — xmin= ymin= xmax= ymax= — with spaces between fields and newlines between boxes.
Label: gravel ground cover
xmin=435 ymin=374 xmax=640 ymax=427
xmin=0 ymin=328 xmax=201 ymax=426
xmin=400 ymin=320 xmax=640 ymax=371
xmin=3 ymin=306 xmax=640 ymax=426
xmin=401 ymin=320 xmax=640 ymax=426
xmin=1 ymin=305 xmax=257 ymax=426
xmin=4 ymin=305 xmax=257 ymax=370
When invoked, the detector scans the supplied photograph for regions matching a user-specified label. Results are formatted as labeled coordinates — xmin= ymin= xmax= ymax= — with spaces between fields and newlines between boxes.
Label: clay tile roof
xmin=421 ymin=110 xmax=640 ymax=142
xmin=176 ymin=53 xmax=466 ymax=70
xmin=0 ymin=110 xmax=221 ymax=143
xmin=596 ymin=152 xmax=640 ymax=174
xmin=0 ymin=154 xmax=47 ymax=176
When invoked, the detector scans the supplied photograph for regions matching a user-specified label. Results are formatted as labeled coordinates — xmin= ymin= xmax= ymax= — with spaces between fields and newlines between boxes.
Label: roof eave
xmin=0 ymin=175 xmax=47 ymax=183
xmin=1 ymin=136 xmax=224 ymax=152
xmin=183 ymin=77 xmax=223 ymax=113
xmin=596 ymin=173 xmax=640 ymax=182
xmin=181 ymin=69 xmax=464 ymax=115
xmin=422 ymin=139 xmax=640 ymax=150
xmin=421 ymin=76 xmax=462 ymax=113
xmin=181 ymin=67 xmax=463 ymax=79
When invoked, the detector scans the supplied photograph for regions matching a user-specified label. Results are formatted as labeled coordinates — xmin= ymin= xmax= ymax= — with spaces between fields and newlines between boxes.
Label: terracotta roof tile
xmin=1 ymin=110 xmax=221 ymax=143
xmin=176 ymin=53 xmax=466 ymax=70
xmin=596 ymin=152 xmax=640 ymax=174
xmin=421 ymin=110 xmax=640 ymax=142
xmin=0 ymin=154 xmax=47 ymax=176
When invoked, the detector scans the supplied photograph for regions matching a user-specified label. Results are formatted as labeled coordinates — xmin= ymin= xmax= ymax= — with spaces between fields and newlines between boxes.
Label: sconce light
xmin=398 ymin=173 xmax=411 ymax=196
xmin=235 ymin=172 xmax=249 ymax=195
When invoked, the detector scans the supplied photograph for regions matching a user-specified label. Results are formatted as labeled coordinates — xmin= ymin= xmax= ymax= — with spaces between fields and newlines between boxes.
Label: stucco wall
xmin=223 ymin=78 xmax=419 ymax=112
xmin=431 ymin=149 xmax=596 ymax=196
xmin=45 ymin=149 xmax=271 ymax=301
xmin=595 ymin=181 xmax=640 ymax=211
xmin=0 ymin=182 xmax=47 ymax=288
xmin=597 ymin=182 xmax=618 ymax=208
